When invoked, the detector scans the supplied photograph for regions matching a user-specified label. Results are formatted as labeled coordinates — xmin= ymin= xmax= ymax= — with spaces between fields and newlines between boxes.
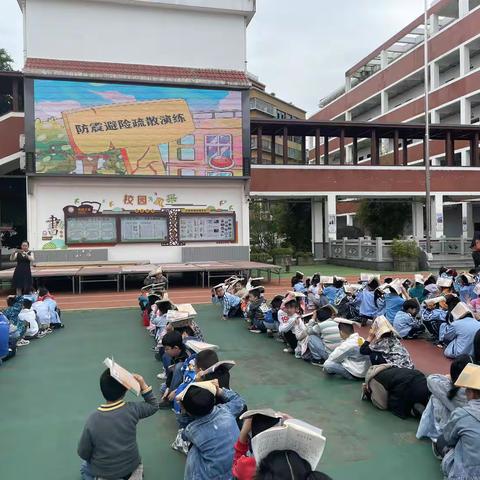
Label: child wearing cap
xmin=393 ymin=299 xmax=424 ymax=339
xmin=435 ymin=363 xmax=480 ymax=479
xmin=291 ymin=271 xmax=306 ymax=293
xmin=439 ymin=302 xmax=480 ymax=358
xmin=323 ymin=319 xmax=370 ymax=379
xmin=177 ymin=380 xmax=245 ymax=480
xmin=212 ymin=284 xmax=242 ymax=320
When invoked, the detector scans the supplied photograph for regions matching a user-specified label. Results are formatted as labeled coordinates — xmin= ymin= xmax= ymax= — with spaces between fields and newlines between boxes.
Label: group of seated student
xmin=0 ymin=286 xmax=63 ymax=365
xmin=78 ymin=279 xmax=331 ymax=480
xmin=209 ymin=269 xmax=480 ymax=479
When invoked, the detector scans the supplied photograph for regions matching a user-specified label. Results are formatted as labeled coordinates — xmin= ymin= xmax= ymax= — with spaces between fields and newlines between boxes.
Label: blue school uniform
xmin=393 ymin=310 xmax=421 ymax=338
xmin=458 ymin=285 xmax=476 ymax=304
xmin=0 ymin=313 xmax=9 ymax=359
xmin=323 ymin=286 xmax=338 ymax=304
xmin=358 ymin=289 xmax=378 ymax=318
xmin=384 ymin=294 xmax=404 ymax=323
xmin=212 ymin=292 xmax=241 ymax=317
xmin=439 ymin=316 xmax=480 ymax=358
xmin=293 ymin=281 xmax=306 ymax=293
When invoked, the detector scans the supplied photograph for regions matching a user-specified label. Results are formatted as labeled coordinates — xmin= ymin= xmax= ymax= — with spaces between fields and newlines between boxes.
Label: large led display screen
xmin=33 ymin=79 xmax=244 ymax=176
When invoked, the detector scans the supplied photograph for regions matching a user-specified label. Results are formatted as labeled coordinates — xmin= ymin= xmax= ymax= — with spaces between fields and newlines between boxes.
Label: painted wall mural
xmin=41 ymin=191 xmax=237 ymax=250
xmin=33 ymin=80 xmax=244 ymax=176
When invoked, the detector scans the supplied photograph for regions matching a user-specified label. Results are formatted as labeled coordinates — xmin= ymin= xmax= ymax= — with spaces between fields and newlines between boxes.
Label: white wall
xmin=27 ymin=177 xmax=249 ymax=263
xmin=24 ymin=0 xmax=249 ymax=70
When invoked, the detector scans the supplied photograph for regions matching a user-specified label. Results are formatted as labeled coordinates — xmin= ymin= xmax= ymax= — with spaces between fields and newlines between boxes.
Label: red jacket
xmin=232 ymin=439 xmax=256 ymax=480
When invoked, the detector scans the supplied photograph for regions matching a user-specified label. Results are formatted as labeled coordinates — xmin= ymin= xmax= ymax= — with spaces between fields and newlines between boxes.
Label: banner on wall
xmin=33 ymin=80 xmax=244 ymax=177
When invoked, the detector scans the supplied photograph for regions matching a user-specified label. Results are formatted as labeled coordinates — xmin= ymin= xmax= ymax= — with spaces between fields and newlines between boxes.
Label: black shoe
xmin=431 ymin=440 xmax=443 ymax=460
xmin=310 ymin=359 xmax=325 ymax=367
xmin=50 ymin=323 xmax=65 ymax=329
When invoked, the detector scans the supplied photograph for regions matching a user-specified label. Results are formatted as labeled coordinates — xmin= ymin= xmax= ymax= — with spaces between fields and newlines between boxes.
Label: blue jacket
xmin=323 ymin=286 xmax=338 ymax=304
xmin=439 ymin=316 xmax=480 ymax=358
xmin=0 ymin=313 xmax=9 ymax=359
xmin=393 ymin=310 xmax=420 ymax=338
xmin=384 ymin=294 xmax=405 ymax=323
xmin=212 ymin=292 xmax=241 ymax=317
xmin=458 ymin=285 xmax=476 ymax=304
xmin=182 ymin=388 xmax=245 ymax=480
xmin=358 ymin=289 xmax=379 ymax=317
xmin=442 ymin=399 xmax=480 ymax=480
xmin=293 ymin=281 xmax=306 ymax=293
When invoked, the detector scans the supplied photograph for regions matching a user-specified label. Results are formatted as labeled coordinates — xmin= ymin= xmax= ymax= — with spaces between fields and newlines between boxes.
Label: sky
xmin=1 ymin=0 xmax=425 ymax=116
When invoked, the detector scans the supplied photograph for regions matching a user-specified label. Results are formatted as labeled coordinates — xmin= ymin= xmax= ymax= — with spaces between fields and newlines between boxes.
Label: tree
xmin=356 ymin=200 xmax=411 ymax=239
xmin=0 ymin=49 xmax=14 ymax=71
xmin=0 ymin=49 xmax=14 ymax=115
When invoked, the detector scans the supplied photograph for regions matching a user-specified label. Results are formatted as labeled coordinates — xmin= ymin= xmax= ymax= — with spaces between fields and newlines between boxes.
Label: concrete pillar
xmin=346 ymin=144 xmax=353 ymax=164
xmin=430 ymin=62 xmax=440 ymax=90
xmin=380 ymin=49 xmax=388 ymax=69
xmin=431 ymin=13 xmax=439 ymax=34
xmin=346 ymin=214 xmax=354 ymax=227
xmin=412 ymin=201 xmax=424 ymax=239
xmin=459 ymin=0 xmax=470 ymax=18
xmin=432 ymin=194 xmax=444 ymax=239
xmin=311 ymin=199 xmax=324 ymax=257
xmin=381 ymin=91 xmax=389 ymax=114
xmin=325 ymin=193 xmax=337 ymax=240
xmin=345 ymin=76 xmax=352 ymax=92
xmin=462 ymin=202 xmax=473 ymax=239
xmin=460 ymin=45 xmax=471 ymax=76
xmin=461 ymin=97 xmax=472 ymax=165
xmin=345 ymin=110 xmax=352 ymax=121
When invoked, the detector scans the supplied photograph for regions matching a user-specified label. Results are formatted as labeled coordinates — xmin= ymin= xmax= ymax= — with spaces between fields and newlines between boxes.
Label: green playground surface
xmin=0 ymin=305 xmax=442 ymax=480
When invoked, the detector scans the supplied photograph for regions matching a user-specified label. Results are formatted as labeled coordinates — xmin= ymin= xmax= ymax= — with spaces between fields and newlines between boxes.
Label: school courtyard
xmin=0 ymin=301 xmax=447 ymax=480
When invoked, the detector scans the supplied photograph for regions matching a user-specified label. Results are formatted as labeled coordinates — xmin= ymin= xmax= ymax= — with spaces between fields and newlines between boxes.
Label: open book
xmin=185 ymin=339 xmax=220 ymax=353
xmin=202 ymin=360 xmax=235 ymax=376
xmin=251 ymin=419 xmax=326 ymax=470
xmin=240 ymin=408 xmax=284 ymax=421
xmin=176 ymin=303 xmax=197 ymax=317
xmin=103 ymin=357 xmax=140 ymax=396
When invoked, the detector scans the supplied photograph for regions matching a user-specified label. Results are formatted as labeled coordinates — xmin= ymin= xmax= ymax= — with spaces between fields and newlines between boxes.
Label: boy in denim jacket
xmin=176 ymin=380 xmax=245 ymax=480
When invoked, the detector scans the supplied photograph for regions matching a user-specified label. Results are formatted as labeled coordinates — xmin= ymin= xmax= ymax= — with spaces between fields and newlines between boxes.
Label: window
xmin=177 ymin=135 xmax=195 ymax=161
xmin=276 ymin=110 xmax=286 ymax=119
xmin=205 ymin=134 xmax=233 ymax=169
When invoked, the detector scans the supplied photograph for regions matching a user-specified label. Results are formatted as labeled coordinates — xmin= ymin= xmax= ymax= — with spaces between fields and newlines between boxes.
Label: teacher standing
xmin=10 ymin=241 xmax=34 ymax=296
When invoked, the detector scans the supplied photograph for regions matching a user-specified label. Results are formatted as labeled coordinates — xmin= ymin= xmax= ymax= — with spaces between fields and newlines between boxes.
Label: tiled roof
xmin=24 ymin=58 xmax=251 ymax=88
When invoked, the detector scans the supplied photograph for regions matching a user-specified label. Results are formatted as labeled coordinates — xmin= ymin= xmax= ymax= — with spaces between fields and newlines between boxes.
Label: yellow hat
xmin=454 ymin=363 xmax=480 ymax=390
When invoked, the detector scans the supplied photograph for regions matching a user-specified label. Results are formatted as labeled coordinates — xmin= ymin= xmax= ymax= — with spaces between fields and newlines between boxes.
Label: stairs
xmin=428 ymin=254 xmax=474 ymax=271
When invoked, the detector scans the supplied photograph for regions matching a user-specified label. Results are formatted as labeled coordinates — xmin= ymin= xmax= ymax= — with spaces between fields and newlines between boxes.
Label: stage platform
xmin=0 ymin=260 xmax=282 ymax=294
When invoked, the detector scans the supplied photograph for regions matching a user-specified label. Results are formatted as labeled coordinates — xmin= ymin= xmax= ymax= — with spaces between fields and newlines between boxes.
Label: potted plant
xmin=391 ymin=239 xmax=420 ymax=272
xmin=271 ymin=246 xmax=294 ymax=268
xmin=295 ymin=250 xmax=314 ymax=266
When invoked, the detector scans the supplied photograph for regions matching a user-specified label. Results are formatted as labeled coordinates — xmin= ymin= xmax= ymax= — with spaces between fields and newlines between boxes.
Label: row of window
xmin=249 ymin=97 xmax=300 ymax=121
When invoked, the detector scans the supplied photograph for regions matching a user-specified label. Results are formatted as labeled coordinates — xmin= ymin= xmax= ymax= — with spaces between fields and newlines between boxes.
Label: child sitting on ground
xmin=176 ymin=380 xmax=245 ymax=480
xmin=247 ymin=287 xmax=270 ymax=334
xmin=278 ymin=292 xmax=304 ymax=355
xmin=34 ymin=287 xmax=64 ymax=329
xmin=160 ymin=331 xmax=192 ymax=408
xmin=393 ymin=299 xmax=425 ymax=339
xmin=421 ymin=296 xmax=447 ymax=342
xmin=78 ymin=369 xmax=159 ymax=480
xmin=19 ymin=298 xmax=45 ymax=339
xmin=263 ymin=295 xmax=283 ymax=337
xmin=323 ymin=318 xmax=370 ymax=380
xmin=212 ymin=284 xmax=242 ymax=320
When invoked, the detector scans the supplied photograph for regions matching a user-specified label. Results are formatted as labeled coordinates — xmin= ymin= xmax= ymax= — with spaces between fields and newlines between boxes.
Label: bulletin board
xmin=120 ymin=215 xmax=168 ymax=243
xmin=178 ymin=213 xmax=236 ymax=242
xmin=65 ymin=216 xmax=118 ymax=244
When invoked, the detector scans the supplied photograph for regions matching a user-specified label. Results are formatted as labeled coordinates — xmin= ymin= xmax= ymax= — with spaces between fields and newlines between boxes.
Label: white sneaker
xmin=157 ymin=372 xmax=167 ymax=380
xmin=283 ymin=347 xmax=293 ymax=354
xmin=17 ymin=339 xmax=30 ymax=346
xmin=37 ymin=331 xmax=47 ymax=338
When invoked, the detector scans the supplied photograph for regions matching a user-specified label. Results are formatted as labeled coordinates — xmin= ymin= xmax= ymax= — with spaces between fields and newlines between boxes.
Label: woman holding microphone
xmin=10 ymin=241 xmax=34 ymax=295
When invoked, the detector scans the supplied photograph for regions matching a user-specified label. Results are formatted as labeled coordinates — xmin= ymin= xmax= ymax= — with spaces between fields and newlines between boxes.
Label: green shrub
xmin=391 ymin=239 xmax=420 ymax=259
xmin=250 ymin=252 xmax=272 ymax=263
xmin=271 ymin=247 xmax=294 ymax=256
xmin=295 ymin=251 xmax=313 ymax=257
